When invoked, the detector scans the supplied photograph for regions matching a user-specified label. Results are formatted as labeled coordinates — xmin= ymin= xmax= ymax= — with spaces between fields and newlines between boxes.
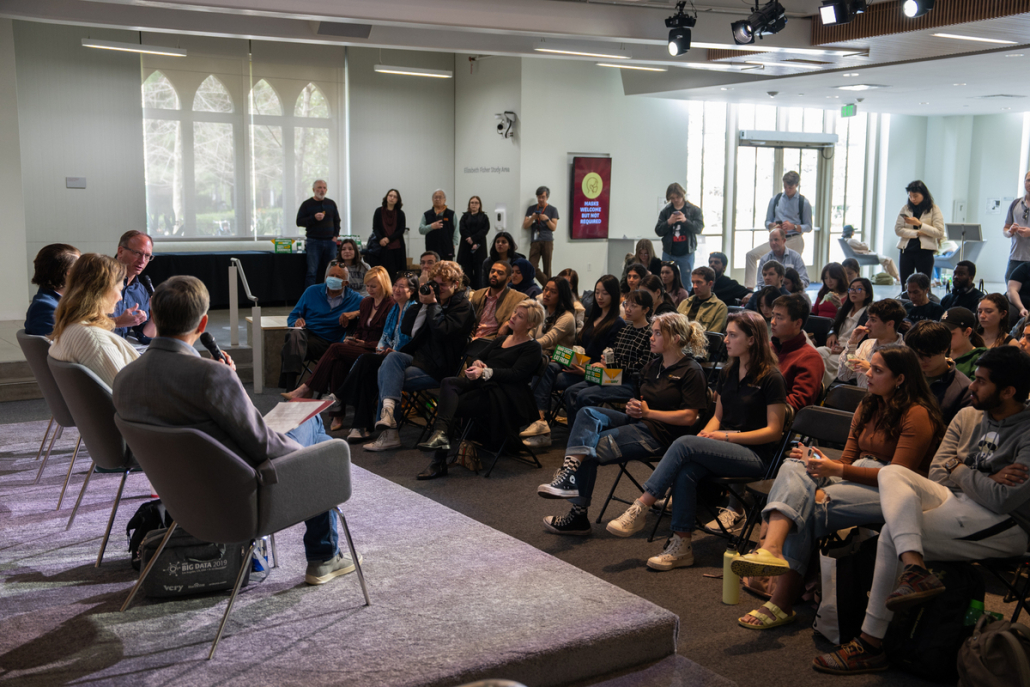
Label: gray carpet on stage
xmin=0 ymin=419 xmax=683 ymax=687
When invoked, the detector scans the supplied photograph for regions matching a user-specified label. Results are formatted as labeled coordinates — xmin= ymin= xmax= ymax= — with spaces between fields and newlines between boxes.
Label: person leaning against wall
xmin=1003 ymin=170 xmax=1030 ymax=281
xmin=523 ymin=185 xmax=559 ymax=286
xmin=655 ymin=182 xmax=704 ymax=279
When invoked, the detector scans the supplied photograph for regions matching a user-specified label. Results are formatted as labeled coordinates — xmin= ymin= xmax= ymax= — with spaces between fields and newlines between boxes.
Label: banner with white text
xmin=570 ymin=156 xmax=611 ymax=240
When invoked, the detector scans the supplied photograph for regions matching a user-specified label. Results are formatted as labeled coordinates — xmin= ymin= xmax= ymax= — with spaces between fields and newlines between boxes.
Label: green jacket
xmin=677 ymin=293 xmax=727 ymax=334
xmin=953 ymin=347 xmax=987 ymax=379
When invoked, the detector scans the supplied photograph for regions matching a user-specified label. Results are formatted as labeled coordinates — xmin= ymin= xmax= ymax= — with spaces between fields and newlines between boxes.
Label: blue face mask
xmin=325 ymin=277 xmax=345 ymax=291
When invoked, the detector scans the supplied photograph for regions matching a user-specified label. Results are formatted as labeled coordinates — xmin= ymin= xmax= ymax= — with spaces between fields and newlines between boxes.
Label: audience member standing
xmin=371 ymin=189 xmax=407 ymax=281
xmin=678 ymin=266 xmax=727 ymax=333
xmin=837 ymin=299 xmax=907 ymax=389
xmin=745 ymin=171 xmax=812 ymax=289
xmin=296 ymin=179 xmax=341 ymax=288
xmin=419 ymin=190 xmax=456 ymax=261
xmin=25 ymin=244 xmax=79 ymax=337
xmin=708 ymin=252 xmax=750 ymax=305
xmin=656 ymin=182 xmax=704 ymax=278
xmin=523 ymin=186 xmax=558 ymax=285
xmin=940 ymin=260 xmax=984 ymax=311
xmin=903 ymin=273 xmax=944 ymax=324
xmin=940 ymin=307 xmax=987 ymax=378
xmin=1003 ymin=170 xmax=1030 ymax=280
xmin=895 ymin=180 xmax=944 ymax=283
xmin=112 ymin=230 xmax=157 ymax=341
xmin=458 ymin=196 xmax=490 ymax=288
xmin=978 ymin=293 xmax=1017 ymax=349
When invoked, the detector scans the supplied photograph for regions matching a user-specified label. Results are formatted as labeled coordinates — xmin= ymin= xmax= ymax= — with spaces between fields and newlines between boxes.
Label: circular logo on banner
xmin=582 ymin=172 xmax=603 ymax=200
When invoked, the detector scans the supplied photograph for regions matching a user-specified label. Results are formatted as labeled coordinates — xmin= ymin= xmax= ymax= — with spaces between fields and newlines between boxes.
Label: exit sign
xmin=841 ymin=103 xmax=857 ymax=118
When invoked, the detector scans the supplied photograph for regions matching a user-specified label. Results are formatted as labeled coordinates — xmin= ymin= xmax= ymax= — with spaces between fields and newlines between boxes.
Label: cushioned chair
xmin=837 ymin=239 xmax=880 ymax=273
xmin=934 ymin=240 xmax=983 ymax=274
xmin=114 ymin=416 xmax=369 ymax=659
xmin=16 ymin=330 xmax=82 ymax=507
xmin=47 ymin=358 xmax=136 ymax=566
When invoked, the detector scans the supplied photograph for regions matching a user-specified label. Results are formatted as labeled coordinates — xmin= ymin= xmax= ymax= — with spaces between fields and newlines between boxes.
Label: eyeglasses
xmin=848 ymin=287 xmax=865 ymax=293
xmin=122 ymin=246 xmax=153 ymax=262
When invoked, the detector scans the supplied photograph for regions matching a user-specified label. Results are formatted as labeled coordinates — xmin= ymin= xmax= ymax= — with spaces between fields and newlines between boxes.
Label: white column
xmin=0 ymin=18 xmax=29 ymax=319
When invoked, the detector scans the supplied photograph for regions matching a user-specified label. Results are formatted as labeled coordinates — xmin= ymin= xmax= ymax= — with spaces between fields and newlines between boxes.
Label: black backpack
xmin=126 ymin=499 xmax=173 ymax=571
xmin=884 ymin=561 xmax=985 ymax=683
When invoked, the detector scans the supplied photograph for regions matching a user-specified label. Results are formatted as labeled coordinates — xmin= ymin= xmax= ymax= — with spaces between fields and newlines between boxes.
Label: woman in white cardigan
xmin=894 ymin=180 xmax=945 ymax=284
xmin=49 ymin=253 xmax=140 ymax=389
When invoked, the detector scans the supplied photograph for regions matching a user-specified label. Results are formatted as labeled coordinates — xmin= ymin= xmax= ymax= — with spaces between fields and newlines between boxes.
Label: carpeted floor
xmin=0 ymin=418 xmax=685 ymax=687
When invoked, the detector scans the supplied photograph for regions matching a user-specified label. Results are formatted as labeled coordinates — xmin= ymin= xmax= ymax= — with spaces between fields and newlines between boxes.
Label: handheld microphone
xmin=199 ymin=332 xmax=226 ymax=363
xmin=140 ymin=275 xmax=155 ymax=297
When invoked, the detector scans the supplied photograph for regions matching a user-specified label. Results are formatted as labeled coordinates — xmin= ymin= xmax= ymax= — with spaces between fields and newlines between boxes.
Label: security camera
xmin=494 ymin=111 xmax=516 ymax=139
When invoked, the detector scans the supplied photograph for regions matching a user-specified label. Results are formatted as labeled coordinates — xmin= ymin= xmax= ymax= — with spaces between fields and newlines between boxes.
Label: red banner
xmin=570 ymin=156 xmax=611 ymax=240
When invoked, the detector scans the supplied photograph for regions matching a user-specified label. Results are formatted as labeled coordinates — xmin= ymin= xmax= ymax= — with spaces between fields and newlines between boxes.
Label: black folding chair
xmin=700 ymin=331 xmax=725 ymax=385
xmin=727 ymin=306 xmax=745 ymax=315
xmin=977 ymin=554 xmax=1030 ymax=623
xmin=804 ymin=315 xmax=833 ymax=348
xmin=823 ymin=383 xmax=866 ymax=413
xmin=396 ymin=355 xmax=471 ymax=447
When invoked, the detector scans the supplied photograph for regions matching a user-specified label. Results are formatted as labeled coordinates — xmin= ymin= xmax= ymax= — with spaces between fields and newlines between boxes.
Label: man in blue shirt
xmin=745 ymin=171 xmax=813 ymax=288
xmin=279 ymin=263 xmax=362 ymax=391
xmin=112 ymin=230 xmax=157 ymax=342
xmin=757 ymin=227 xmax=809 ymax=289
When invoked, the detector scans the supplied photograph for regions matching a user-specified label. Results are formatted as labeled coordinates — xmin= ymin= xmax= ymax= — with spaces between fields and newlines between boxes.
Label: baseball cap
xmin=940 ymin=307 xmax=976 ymax=331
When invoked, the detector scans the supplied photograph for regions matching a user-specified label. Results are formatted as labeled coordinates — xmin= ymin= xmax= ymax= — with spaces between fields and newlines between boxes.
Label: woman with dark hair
xmin=640 ymin=275 xmax=677 ymax=315
xmin=371 ymin=188 xmax=407 ymax=280
xmin=733 ymin=345 xmax=943 ymax=630
xmin=458 ymin=195 xmax=490 ymax=287
xmin=813 ymin=262 xmax=849 ymax=319
xmin=25 ymin=243 xmax=80 ymax=337
xmin=482 ymin=231 xmax=524 ymax=286
xmin=755 ymin=286 xmax=782 ymax=327
xmin=510 ymin=257 xmax=542 ymax=299
xmin=522 ymin=275 xmax=626 ymax=443
xmin=622 ymin=239 xmax=662 ymax=280
xmin=606 ymin=311 xmax=787 ymax=571
xmin=660 ymin=261 xmax=689 ymax=307
xmin=337 ymin=238 xmax=371 ymax=297
xmin=978 ymin=293 xmax=1018 ymax=349
xmin=783 ymin=268 xmax=810 ymax=305
xmin=818 ymin=277 xmax=872 ymax=385
xmin=536 ymin=278 xmax=577 ymax=357
xmin=894 ymin=180 xmax=944 ymax=283
xmin=557 ymin=268 xmax=586 ymax=331
xmin=655 ymin=181 xmax=705 ymax=278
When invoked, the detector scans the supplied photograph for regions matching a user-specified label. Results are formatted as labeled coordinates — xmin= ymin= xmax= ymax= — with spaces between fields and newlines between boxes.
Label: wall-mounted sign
xmin=570 ymin=156 xmax=611 ymax=240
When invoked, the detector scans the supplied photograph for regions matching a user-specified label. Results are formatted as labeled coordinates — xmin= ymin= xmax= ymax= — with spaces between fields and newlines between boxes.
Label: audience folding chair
xmin=977 ymin=554 xmax=1030 ymax=623
xmin=726 ymin=306 xmax=744 ymax=315
xmin=595 ymin=460 xmax=658 ymax=524
xmin=804 ymin=315 xmax=833 ymax=348
xmin=823 ymin=383 xmax=866 ymax=413
xmin=395 ymin=355 xmax=471 ymax=447
xmin=700 ymin=331 xmax=726 ymax=384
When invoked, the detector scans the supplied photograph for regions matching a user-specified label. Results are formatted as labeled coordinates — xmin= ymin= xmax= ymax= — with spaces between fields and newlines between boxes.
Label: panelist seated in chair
xmin=732 ymin=346 xmax=943 ymax=632
xmin=25 ymin=243 xmax=79 ymax=337
xmin=363 ymin=260 xmax=476 ymax=453
xmin=605 ymin=311 xmax=788 ymax=571
xmin=810 ymin=346 xmax=1030 ymax=675
xmin=538 ymin=313 xmax=709 ymax=535
xmin=112 ymin=276 xmax=358 ymax=586
xmin=415 ymin=300 xmax=544 ymax=480
xmin=49 ymin=253 xmax=140 ymax=389
xmin=278 ymin=262 xmax=362 ymax=392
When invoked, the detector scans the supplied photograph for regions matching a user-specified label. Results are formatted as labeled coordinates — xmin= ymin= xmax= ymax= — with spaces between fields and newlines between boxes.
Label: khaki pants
xmin=745 ymin=233 xmax=805 ymax=289
xmin=530 ymin=240 xmax=553 ymax=285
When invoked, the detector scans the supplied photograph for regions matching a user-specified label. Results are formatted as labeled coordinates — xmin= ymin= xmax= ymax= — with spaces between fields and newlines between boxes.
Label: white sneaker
xmin=652 ymin=495 xmax=672 ymax=511
xmin=375 ymin=401 xmax=397 ymax=430
xmin=523 ymin=433 xmax=552 ymax=449
xmin=347 ymin=428 xmax=371 ymax=442
xmin=606 ymin=500 xmax=649 ymax=538
xmin=646 ymin=534 xmax=694 ymax=571
xmin=704 ymin=507 xmax=744 ymax=534
xmin=520 ymin=419 xmax=550 ymax=437
xmin=363 ymin=429 xmax=400 ymax=452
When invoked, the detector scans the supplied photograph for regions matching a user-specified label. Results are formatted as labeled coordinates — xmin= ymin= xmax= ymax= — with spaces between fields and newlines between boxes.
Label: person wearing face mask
xmin=278 ymin=263 xmax=363 ymax=391
xmin=895 ymin=180 xmax=945 ymax=284
xmin=940 ymin=261 xmax=983 ymax=312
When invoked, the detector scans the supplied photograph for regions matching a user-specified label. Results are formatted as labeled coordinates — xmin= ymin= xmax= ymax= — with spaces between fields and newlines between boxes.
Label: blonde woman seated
xmin=48 ymin=253 xmax=142 ymax=388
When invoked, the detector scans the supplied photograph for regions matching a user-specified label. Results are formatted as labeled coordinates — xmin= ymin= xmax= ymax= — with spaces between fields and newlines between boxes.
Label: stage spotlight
xmin=732 ymin=1 xmax=787 ymax=45
xmin=819 ymin=1 xmax=867 ymax=26
xmin=902 ymin=0 xmax=935 ymax=18
xmin=665 ymin=2 xmax=697 ymax=56
xmin=731 ymin=19 xmax=754 ymax=45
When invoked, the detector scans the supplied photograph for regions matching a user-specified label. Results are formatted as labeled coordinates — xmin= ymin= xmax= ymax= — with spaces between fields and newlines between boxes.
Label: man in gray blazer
xmin=112 ymin=275 xmax=358 ymax=585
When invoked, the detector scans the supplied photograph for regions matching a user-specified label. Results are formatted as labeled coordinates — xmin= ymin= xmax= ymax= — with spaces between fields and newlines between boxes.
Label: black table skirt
xmin=146 ymin=251 xmax=308 ymax=309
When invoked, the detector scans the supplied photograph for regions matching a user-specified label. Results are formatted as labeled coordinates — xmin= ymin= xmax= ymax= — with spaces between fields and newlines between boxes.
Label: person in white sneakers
xmin=606 ymin=310 xmax=788 ymax=571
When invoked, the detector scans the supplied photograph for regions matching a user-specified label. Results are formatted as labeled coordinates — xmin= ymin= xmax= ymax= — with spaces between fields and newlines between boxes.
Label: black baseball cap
xmin=940 ymin=307 xmax=976 ymax=332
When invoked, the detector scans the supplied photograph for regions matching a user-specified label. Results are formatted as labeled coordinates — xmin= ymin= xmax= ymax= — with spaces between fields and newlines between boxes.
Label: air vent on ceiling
xmin=316 ymin=22 xmax=373 ymax=38
xmin=975 ymin=94 xmax=1027 ymax=99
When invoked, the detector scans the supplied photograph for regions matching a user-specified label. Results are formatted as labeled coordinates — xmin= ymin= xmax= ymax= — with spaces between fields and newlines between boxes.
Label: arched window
xmin=142 ymin=70 xmax=183 ymax=236
xmin=193 ymin=75 xmax=234 ymax=113
xmin=193 ymin=76 xmax=236 ymax=235
xmin=294 ymin=83 xmax=331 ymax=209
xmin=143 ymin=71 xmax=179 ymax=110
xmin=250 ymin=79 xmax=284 ymax=235
xmin=295 ymin=83 xmax=330 ymax=118
xmin=250 ymin=79 xmax=282 ymax=116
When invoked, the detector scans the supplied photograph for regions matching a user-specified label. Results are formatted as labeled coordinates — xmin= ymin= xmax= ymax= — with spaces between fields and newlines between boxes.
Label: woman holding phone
xmin=731 ymin=346 xmax=943 ymax=630
xmin=894 ymin=180 xmax=945 ymax=283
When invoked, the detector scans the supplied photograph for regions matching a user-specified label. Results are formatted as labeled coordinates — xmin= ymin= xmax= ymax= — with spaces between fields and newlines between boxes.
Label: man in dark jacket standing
xmin=296 ymin=179 xmax=341 ymax=288
xmin=365 ymin=260 xmax=475 ymax=451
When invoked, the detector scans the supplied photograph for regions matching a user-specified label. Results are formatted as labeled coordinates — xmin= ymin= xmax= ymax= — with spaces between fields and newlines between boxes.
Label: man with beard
xmin=707 ymin=252 xmax=750 ymax=305
xmin=813 ymin=345 xmax=1030 ymax=674
xmin=940 ymin=261 xmax=984 ymax=312
xmin=468 ymin=261 xmax=526 ymax=356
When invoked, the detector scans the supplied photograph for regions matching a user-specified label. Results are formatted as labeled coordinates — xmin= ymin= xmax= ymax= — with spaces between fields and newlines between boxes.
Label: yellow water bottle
xmin=723 ymin=545 xmax=740 ymax=605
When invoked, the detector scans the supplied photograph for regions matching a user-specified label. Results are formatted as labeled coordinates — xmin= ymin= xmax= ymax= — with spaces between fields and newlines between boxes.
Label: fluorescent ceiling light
xmin=843 ymin=72 xmax=860 ymax=77
xmin=374 ymin=64 xmax=452 ymax=78
xmin=837 ymin=84 xmax=882 ymax=91
xmin=535 ymin=48 xmax=629 ymax=59
xmin=932 ymin=33 xmax=1017 ymax=45
xmin=745 ymin=60 xmax=823 ymax=70
xmin=597 ymin=63 xmax=667 ymax=72
xmin=81 ymin=38 xmax=186 ymax=57
xmin=692 ymin=42 xmax=863 ymax=57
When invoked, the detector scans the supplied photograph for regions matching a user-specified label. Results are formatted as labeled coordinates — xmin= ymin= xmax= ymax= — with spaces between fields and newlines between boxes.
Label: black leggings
xmin=900 ymin=247 xmax=934 ymax=284
xmin=335 ymin=352 xmax=385 ymax=431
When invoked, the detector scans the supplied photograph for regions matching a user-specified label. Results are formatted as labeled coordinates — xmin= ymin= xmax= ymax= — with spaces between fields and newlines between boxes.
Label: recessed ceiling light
xmin=82 ymin=38 xmax=186 ymax=57
xmin=842 ymin=72 xmax=860 ymax=77
xmin=920 ymin=101 xmax=930 ymax=105
xmin=374 ymin=65 xmax=453 ymax=78
xmin=720 ymin=87 xmax=733 ymax=90
xmin=596 ymin=63 xmax=667 ymax=72
xmin=745 ymin=60 xmax=823 ymax=70
xmin=1003 ymin=107 xmax=1012 ymax=110
xmin=837 ymin=84 xmax=881 ymax=91
xmin=1007 ymin=54 xmax=1025 ymax=58
xmin=535 ymin=48 xmax=629 ymax=60
xmin=933 ymin=32 xmax=1017 ymax=45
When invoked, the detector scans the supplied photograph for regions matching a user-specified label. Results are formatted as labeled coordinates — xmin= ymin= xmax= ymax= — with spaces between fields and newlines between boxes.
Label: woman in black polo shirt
xmin=607 ymin=310 xmax=788 ymax=571
xmin=537 ymin=313 xmax=709 ymax=535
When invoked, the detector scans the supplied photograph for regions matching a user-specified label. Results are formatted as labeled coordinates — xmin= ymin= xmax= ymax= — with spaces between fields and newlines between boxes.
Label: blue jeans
xmin=643 ymin=435 xmax=766 ymax=533
xmin=532 ymin=363 xmax=581 ymax=413
xmin=662 ymin=251 xmax=693 ymax=282
xmin=763 ymin=457 xmax=885 ymax=575
xmin=376 ymin=351 xmax=439 ymax=419
xmin=286 ymin=415 xmax=339 ymax=562
xmin=567 ymin=407 xmax=665 ymax=508
xmin=305 ymin=237 xmax=338 ymax=288
xmin=564 ymin=380 xmax=635 ymax=417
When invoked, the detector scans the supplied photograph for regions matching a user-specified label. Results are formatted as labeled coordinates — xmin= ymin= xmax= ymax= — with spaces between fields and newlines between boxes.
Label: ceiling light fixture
xmin=819 ymin=0 xmax=866 ymax=26
xmin=81 ymin=38 xmax=186 ymax=57
xmin=902 ymin=0 xmax=935 ymax=18
xmin=731 ymin=1 xmax=787 ymax=46
xmin=665 ymin=1 xmax=697 ymax=56
xmin=843 ymin=72 xmax=860 ymax=77
xmin=597 ymin=63 xmax=667 ymax=72
xmin=932 ymin=32 xmax=1017 ymax=45
xmin=535 ymin=48 xmax=629 ymax=60
xmin=745 ymin=60 xmax=822 ymax=70
xmin=373 ymin=65 xmax=453 ymax=79
xmin=837 ymin=84 xmax=883 ymax=91
xmin=1007 ymin=54 xmax=1025 ymax=58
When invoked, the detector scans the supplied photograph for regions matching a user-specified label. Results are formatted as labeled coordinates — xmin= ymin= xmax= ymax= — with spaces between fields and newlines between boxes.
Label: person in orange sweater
xmin=770 ymin=294 xmax=825 ymax=412
xmin=731 ymin=345 xmax=944 ymax=630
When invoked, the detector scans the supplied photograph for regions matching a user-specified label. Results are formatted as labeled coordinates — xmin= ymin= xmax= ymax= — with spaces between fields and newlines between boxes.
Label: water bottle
xmin=723 ymin=546 xmax=740 ymax=605
xmin=963 ymin=599 xmax=984 ymax=626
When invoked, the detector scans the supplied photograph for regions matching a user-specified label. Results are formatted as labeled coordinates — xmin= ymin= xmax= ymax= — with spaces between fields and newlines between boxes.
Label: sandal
xmin=330 ymin=418 xmax=344 ymax=432
xmin=738 ymin=601 xmax=797 ymax=630
xmin=731 ymin=548 xmax=791 ymax=578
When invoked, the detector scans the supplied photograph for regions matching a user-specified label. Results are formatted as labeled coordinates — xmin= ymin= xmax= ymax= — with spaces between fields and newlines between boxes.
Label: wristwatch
xmin=943 ymin=457 xmax=962 ymax=474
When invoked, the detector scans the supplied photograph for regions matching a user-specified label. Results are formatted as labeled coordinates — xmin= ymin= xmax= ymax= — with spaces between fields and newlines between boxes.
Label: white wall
xmin=879 ymin=114 xmax=927 ymax=263
xmin=14 ymin=21 xmax=146 ymax=284
xmin=923 ymin=115 xmax=973 ymax=226
xmin=0 ymin=19 xmax=29 ymax=319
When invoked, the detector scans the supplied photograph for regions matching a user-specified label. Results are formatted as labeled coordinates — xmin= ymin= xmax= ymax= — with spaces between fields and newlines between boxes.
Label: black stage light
xmin=731 ymin=19 xmax=754 ymax=45
xmin=732 ymin=1 xmax=787 ymax=45
xmin=902 ymin=0 xmax=935 ymax=18
xmin=819 ymin=1 xmax=850 ymax=25
xmin=665 ymin=2 xmax=697 ymax=56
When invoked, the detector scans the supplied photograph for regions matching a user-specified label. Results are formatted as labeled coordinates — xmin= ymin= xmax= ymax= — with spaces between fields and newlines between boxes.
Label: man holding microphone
xmin=297 ymin=179 xmax=341 ymax=288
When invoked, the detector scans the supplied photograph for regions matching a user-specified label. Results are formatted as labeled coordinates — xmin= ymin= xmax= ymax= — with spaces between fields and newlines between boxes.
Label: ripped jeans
xmin=762 ymin=457 xmax=886 ymax=576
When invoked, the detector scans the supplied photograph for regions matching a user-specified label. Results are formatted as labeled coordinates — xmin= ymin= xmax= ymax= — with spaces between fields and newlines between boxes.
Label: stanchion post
xmin=251 ymin=304 xmax=263 ymax=393
xmin=228 ymin=265 xmax=239 ymax=347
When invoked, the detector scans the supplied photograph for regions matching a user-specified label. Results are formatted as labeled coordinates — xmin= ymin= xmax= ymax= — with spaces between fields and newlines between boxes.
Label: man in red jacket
xmin=770 ymin=294 xmax=825 ymax=411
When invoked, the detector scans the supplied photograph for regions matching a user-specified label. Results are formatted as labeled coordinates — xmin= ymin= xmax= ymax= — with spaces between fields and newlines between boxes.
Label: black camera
xmin=419 ymin=281 xmax=440 ymax=298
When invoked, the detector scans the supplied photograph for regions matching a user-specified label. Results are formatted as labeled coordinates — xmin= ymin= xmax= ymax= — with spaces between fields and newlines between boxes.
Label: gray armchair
xmin=837 ymin=238 xmax=880 ymax=271
xmin=16 ymin=330 xmax=82 ymax=507
xmin=47 ymin=358 xmax=136 ymax=567
xmin=113 ymin=417 xmax=370 ymax=659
